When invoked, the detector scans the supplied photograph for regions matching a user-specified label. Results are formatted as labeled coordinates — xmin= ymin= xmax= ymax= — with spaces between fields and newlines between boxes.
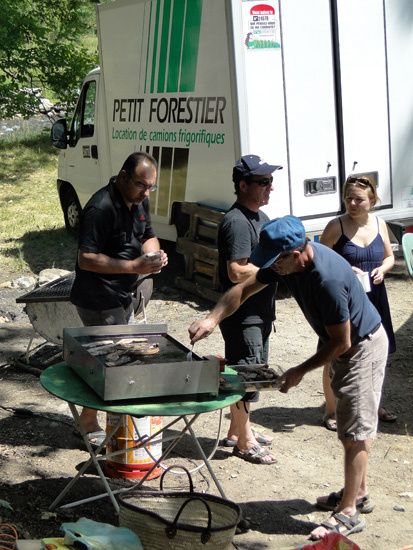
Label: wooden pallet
xmin=179 ymin=202 xmax=225 ymax=243
xmin=176 ymin=202 xmax=225 ymax=295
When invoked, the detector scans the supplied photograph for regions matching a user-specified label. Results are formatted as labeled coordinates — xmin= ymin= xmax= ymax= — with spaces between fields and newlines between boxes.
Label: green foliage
xmin=0 ymin=128 xmax=77 ymax=276
xmin=0 ymin=0 xmax=98 ymax=118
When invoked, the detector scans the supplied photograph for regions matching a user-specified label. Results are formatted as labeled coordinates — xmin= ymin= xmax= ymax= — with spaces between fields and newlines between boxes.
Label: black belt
xmin=360 ymin=323 xmax=381 ymax=342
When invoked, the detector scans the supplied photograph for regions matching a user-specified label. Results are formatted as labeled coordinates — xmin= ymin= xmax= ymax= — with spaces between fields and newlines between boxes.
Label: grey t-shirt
xmin=218 ymin=202 xmax=277 ymax=324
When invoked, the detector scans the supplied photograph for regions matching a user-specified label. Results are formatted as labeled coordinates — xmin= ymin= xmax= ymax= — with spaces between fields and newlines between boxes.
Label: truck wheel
xmin=61 ymin=187 xmax=81 ymax=235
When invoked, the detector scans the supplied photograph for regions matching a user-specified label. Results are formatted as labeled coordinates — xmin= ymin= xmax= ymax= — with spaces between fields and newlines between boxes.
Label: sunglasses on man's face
xmin=272 ymin=252 xmax=292 ymax=265
xmin=248 ymin=176 xmax=274 ymax=186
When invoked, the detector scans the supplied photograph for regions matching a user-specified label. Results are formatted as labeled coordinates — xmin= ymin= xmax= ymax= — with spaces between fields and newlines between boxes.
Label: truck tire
xmin=61 ymin=187 xmax=81 ymax=235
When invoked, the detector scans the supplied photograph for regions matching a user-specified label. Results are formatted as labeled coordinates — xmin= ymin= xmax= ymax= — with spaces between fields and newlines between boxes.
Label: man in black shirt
xmin=217 ymin=154 xmax=281 ymax=464
xmin=70 ymin=152 xmax=168 ymax=444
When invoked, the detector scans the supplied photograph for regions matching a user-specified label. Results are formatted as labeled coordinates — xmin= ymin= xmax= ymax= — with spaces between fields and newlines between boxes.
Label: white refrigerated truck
xmin=52 ymin=0 xmax=413 ymax=248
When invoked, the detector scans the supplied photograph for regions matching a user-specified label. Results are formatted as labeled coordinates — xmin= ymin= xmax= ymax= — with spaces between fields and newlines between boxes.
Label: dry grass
xmin=0 ymin=127 xmax=77 ymax=278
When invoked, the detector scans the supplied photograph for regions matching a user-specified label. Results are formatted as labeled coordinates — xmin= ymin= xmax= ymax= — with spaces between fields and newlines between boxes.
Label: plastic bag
xmin=62 ymin=517 xmax=143 ymax=550
xmin=294 ymin=532 xmax=361 ymax=549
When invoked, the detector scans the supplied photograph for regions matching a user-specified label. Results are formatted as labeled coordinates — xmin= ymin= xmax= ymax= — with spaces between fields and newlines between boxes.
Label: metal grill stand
xmin=15 ymin=273 xmax=153 ymax=364
xmin=15 ymin=273 xmax=82 ymax=363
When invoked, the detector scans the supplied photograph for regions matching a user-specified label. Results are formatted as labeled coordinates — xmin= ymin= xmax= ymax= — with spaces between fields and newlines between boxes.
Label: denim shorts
xmin=331 ymin=324 xmax=388 ymax=441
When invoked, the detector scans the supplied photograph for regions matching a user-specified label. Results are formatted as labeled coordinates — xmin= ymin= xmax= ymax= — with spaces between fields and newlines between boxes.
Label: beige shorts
xmin=331 ymin=325 xmax=388 ymax=441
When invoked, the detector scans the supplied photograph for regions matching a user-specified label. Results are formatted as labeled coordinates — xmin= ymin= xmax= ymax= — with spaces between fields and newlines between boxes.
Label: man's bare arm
xmin=279 ymin=320 xmax=352 ymax=393
xmin=78 ymin=249 xmax=164 ymax=275
xmin=188 ymin=275 xmax=267 ymax=344
xmin=227 ymin=258 xmax=258 ymax=284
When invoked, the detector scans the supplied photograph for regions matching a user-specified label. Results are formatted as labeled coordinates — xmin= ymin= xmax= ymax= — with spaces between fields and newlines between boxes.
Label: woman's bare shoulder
xmin=320 ymin=216 xmax=342 ymax=246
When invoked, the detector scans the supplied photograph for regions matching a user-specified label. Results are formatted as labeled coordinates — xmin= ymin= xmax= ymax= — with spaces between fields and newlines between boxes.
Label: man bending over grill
xmin=188 ymin=215 xmax=387 ymax=540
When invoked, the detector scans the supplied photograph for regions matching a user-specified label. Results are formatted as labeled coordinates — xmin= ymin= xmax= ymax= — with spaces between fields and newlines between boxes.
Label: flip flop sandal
xmin=252 ymin=429 xmax=273 ymax=446
xmin=323 ymin=414 xmax=337 ymax=432
xmin=221 ymin=437 xmax=238 ymax=448
xmin=310 ymin=511 xmax=366 ymax=540
xmin=73 ymin=429 xmax=106 ymax=452
xmin=232 ymin=444 xmax=277 ymax=464
xmin=221 ymin=430 xmax=273 ymax=448
xmin=378 ymin=407 xmax=398 ymax=422
xmin=316 ymin=489 xmax=375 ymax=514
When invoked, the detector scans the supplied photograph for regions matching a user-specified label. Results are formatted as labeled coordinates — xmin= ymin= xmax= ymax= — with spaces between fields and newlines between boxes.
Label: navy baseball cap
xmin=250 ymin=215 xmax=307 ymax=268
xmin=232 ymin=154 xmax=282 ymax=183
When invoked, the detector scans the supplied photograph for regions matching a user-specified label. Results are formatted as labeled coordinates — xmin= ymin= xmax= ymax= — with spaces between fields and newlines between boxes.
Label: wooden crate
xmin=176 ymin=202 xmax=225 ymax=294
xmin=180 ymin=202 xmax=225 ymax=243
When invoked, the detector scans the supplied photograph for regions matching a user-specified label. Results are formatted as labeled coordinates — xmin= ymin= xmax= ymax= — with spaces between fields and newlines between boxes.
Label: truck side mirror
xmin=51 ymin=119 xmax=68 ymax=149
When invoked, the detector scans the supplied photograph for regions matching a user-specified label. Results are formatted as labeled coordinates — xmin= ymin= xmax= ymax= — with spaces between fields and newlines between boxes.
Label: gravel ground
xmin=0 ymin=264 xmax=412 ymax=549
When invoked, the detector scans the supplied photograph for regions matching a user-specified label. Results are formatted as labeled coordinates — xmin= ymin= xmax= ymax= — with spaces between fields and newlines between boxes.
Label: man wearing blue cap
xmin=216 ymin=154 xmax=281 ymax=465
xmin=189 ymin=215 xmax=388 ymax=540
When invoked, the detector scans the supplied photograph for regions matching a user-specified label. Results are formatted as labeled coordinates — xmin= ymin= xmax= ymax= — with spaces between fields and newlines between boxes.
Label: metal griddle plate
xmin=63 ymin=324 xmax=220 ymax=401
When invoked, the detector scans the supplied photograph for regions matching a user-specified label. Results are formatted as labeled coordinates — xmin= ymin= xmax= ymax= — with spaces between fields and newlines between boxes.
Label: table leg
xmin=182 ymin=415 xmax=228 ymax=499
xmin=49 ymin=404 xmax=122 ymax=513
xmin=49 ymin=411 xmax=227 ymax=512
xmin=51 ymin=414 xmax=200 ymax=510
xmin=126 ymin=414 xmax=200 ymax=489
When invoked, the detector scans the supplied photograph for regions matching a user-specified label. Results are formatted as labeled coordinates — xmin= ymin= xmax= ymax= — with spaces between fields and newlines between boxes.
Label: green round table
xmin=40 ymin=362 xmax=245 ymax=512
xmin=40 ymin=362 xmax=244 ymax=416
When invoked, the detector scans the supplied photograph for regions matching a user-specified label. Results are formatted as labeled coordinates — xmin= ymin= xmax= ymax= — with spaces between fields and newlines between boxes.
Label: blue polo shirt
xmin=256 ymin=242 xmax=380 ymax=345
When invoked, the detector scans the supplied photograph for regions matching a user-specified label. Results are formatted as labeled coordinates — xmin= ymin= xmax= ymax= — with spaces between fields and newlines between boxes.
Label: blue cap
xmin=233 ymin=154 xmax=282 ymax=183
xmin=250 ymin=215 xmax=306 ymax=268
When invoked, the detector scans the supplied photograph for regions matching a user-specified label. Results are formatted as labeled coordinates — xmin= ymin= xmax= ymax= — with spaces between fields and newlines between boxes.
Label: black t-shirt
xmin=218 ymin=202 xmax=277 ymax=324
xmin=70 ymin=177 xmax=155 ymax=310
xmin=256 ymin=242 xmax=381 ymax=344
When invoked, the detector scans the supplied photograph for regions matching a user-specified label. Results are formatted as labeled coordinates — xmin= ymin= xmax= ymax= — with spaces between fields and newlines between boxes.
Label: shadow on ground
xmin=0 ymin=477 xmax=118 ymax=539
xmin=0 ymin=476 xmax=317 ymax=541
xmin=239 ymin=498 xmax=316 ymax=535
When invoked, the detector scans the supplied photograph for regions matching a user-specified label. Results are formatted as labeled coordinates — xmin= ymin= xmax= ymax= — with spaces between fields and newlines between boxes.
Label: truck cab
xmin=52 ymin=68 xmax=108 ymax=233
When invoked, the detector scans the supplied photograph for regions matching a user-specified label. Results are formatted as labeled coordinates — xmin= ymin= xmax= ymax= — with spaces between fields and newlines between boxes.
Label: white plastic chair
xmin=402 ymin=233 xmax=413 ymax=279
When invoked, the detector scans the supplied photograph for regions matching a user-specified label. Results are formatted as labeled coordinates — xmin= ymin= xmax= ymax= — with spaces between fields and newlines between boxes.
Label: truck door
xmin=65 ymin=77 xmax=101 ymax=208
xmin=336 ymin=0 xmax=391 ymax=207
xmin=235 ymin=0 xmax=342 ymax=225
xmin=281 ymin=0 xmax=341 ymax=222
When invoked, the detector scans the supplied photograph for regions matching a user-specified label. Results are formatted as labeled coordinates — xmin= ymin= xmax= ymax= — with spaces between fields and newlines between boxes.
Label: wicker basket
xmin=118 ymin=468 xmax=240 ymax=549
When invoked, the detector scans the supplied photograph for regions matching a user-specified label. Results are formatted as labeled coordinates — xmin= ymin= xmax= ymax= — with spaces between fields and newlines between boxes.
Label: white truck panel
xmin=280 ymin=0 xmax=341 ymax=219
xmin=385 ymin=0 xmax=413 ymax=215
xmin=97 ymin=0 xmax=238 ymax=241
xmin=181 ymin=0 xmax=237 ymax=208
xmin=236 ymin=0 xmax=290 ymax=218
xmin=337 ymin=0 xmax=391 ymax=205
xmin=55 ymin=0 xmax=413 ymax=243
